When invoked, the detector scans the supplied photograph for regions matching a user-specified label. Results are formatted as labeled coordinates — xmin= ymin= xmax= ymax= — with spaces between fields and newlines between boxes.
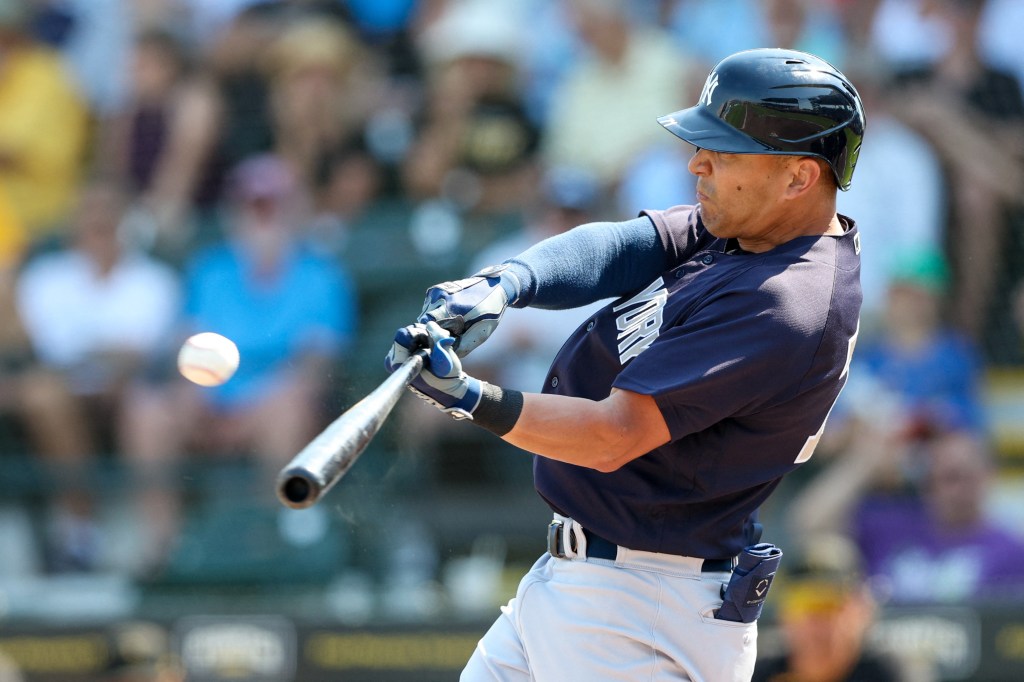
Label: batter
xmin=386 ymin=48 xmax=865 ymax=682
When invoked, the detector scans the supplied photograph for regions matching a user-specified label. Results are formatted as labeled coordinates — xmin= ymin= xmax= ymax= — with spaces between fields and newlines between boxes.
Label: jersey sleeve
xmin=613 ymin=277 xmax=832 ymax=441
xmin=641 ymin=205 xmax=708 ymax=263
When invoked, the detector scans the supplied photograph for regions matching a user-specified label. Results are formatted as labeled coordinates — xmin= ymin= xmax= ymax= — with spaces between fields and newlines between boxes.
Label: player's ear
xmin=783 ymin=157 xmax=822 ymax=198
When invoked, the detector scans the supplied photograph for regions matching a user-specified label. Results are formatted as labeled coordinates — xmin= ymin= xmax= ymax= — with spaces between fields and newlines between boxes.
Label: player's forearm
xmin=497 ymin=390 xmax=670 ymax=472
xmin=504 ymin=217 xmax=667 ymax=309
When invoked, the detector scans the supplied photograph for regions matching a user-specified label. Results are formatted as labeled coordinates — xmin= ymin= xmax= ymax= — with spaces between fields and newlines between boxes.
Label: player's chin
xmin=698 ymin=207 xmax=722 ymax=234
xmin=696 ymin=195 xmax=716 ymax=223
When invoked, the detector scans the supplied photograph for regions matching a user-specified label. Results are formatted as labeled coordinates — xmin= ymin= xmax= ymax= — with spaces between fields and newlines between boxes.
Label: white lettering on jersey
xmin=700 ymin=72 xmax=720 ymax=107
xmin=614 ymin=279 xmax=667 ymax=364
xmin=794 ymin=320 xmax=859 ymax=464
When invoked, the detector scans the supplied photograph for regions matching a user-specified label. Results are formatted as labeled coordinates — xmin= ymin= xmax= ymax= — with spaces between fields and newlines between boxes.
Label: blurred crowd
xmin=0 ymin=0 xmax=1023 ymax=663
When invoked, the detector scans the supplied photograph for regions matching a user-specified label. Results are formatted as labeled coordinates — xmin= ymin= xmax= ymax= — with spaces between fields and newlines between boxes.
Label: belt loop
xmin=549 ymin=514 xmax=589 ymax=560
xmin=567 ymin=519 xmax=588 ymax=560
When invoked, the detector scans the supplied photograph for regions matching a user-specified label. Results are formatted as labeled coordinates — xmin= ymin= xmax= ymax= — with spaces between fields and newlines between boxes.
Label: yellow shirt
xmin=0 ymin=186 xmax=25 ymax=267
xmin=0 ymin=45 xmax=89 ymax=237
xmin=543 ymin=30 xmax=692 ymax=185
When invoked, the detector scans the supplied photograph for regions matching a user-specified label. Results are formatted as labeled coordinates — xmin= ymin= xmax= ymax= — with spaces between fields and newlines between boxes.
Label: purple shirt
xmin=856 ymin=497 xmax=1024 ymax=603
xmin=534 ymin=205 xmax=863 ymax=558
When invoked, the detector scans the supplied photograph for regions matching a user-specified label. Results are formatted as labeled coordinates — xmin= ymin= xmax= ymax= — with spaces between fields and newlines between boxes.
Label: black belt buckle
xmin=547 ymin=520 xmax=566 ymax=558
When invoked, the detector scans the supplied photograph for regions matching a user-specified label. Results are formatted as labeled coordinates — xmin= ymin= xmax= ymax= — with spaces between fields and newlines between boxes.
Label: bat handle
xmin=276 ymin=349 xmax=428 ymax=509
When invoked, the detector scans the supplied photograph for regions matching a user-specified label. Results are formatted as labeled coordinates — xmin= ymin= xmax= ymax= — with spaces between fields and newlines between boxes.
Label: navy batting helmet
xmin=658 ymin=48 xmax=865 ymax=190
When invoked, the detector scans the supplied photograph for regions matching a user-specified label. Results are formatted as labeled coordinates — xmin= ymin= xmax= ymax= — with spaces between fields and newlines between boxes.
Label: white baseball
xmin=177 ymin=332 xmax=240 ymax=387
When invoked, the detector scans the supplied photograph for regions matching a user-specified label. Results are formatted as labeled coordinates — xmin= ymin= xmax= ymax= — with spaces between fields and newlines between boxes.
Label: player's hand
xmin=418 ymin=264 xmax=519 ymax=357
xmin=384 ymin=323 xmax=429 ymax=373
xmin=385 ymin=321 xmax=483 ymax=419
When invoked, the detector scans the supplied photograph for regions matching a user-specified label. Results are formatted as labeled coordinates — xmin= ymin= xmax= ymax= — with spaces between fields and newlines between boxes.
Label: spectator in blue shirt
xmin=121 ymin=153 xmax=356 ymax=575
xmin=848 ymin=248 xmax=985 ymax=435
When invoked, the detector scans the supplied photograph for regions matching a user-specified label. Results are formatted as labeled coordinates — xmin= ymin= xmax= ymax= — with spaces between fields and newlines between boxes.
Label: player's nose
xmin=688 ymin=148 xmax=710 ymax=176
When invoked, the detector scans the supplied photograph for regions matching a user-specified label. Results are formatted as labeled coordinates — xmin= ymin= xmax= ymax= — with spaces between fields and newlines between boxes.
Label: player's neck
xmin=822 ymin=214 xmax=844 ymax=236
xmin=737 ymin=214 xmax=843 ymax=253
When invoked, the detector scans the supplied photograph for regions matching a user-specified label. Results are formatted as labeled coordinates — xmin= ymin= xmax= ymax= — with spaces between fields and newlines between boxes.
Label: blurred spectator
xmin=12 ymin=177 xmax=181 ymax=572
xmin=842 ymin=248 xmax=985 ymax=434
xmin=130 ymin=0 xmax=193 ymax=36
xmin=333 ymin=0 xmax=420 ymax=82
xmin=543 ymin=0 xmax=695 ymax=196
xmin=978 ymin=0 xmax=1024 ymax=95
xmin=668 ymin=0 xmax=845 ymax=70
xmin=265 ymin=16 xmax=381 ymax=188
xmin=668 ymin=0 xmax=767 ymax=68
xmin=869 ymin=0 xmax=951 ymax=69
xmin=0 ymin=0 xmax=89 ymax=240
xmin=871 ymin=0 xmax=1024 ymax=85
xmin=185 ymin=3 xmax=386 ymax=252
xmin=486 ymin=0 xmax=578 ymax=127
xmin=304 ymin=134 xmax=386 ymax=257
xmin=760 ymin=0 xmax=846 ymax=66
xmin=194 ymin=3 xmax=286 ymax=215
xmin=403 ymin=1 xmax=540 ymax=222
xmin=832 ymin=0 xmax=883 ymax=61
xmin=101 ymin=28 xmax=223 ymax=258
xmin=344 ymin=0 xmax=417 ymax=40
xmin=120 ymin=154 xmax=356 ymax=573
xmin=835 ymin=58 xmax=946 ymax=333
xmin=891 ymin=0 xmax=1024 ymax=349
xmin=789 ymin=426 xmax=1024 ymax=605
xmin=753 ymin=534 xmax=908 ymax=682
xmin=390 ymin=1 xmax=542 ymax=271
xmin=31 ymin=0 xmax=132 ymax=117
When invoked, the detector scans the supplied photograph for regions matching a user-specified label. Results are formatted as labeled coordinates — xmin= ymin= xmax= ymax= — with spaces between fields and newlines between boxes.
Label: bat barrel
xmin=278 ymin=469 xmax=322 ymax=508
xmin=276 ymin=351 xmax=426 ymax=509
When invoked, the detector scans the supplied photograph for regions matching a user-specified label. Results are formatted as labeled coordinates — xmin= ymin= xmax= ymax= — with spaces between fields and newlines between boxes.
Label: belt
xmin=547 ymin=519 xmax=734 ymax=573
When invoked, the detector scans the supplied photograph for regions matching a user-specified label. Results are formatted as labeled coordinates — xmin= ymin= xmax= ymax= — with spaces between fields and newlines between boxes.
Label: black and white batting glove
xmin=418 ymin=264 xmax=521 ymax=357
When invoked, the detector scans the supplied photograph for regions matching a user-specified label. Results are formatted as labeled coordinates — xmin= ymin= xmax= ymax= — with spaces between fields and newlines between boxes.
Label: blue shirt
xmin=533 ymin=205 xmax=862 ymax=559
xmin=184 ymin=241 xmax=356 ymax=408
xmin=854 ymin=331 xmax=984 ymax=431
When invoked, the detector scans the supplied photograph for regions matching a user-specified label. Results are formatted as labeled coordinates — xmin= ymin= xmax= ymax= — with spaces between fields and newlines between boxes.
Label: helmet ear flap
xmin=657 ymin=48 xmax=865 ymax=191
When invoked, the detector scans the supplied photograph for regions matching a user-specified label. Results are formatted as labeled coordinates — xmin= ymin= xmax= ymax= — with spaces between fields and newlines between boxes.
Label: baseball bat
xmin=276 ymin=350 xmax=427 ymax=509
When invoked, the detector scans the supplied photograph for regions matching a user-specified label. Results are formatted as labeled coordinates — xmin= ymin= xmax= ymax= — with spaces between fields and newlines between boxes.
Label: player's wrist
xmin=471 ymin=263 xmax=522 ymax=307
xmin=496 ymin=262 xmax=531 ymax=308
xmin=470 ymin=382 xmax=524 ymax=436
xmin=497 ymin=267 xmax=522 ymax=307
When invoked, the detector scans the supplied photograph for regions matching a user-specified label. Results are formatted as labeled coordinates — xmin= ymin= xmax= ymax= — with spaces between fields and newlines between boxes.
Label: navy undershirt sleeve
xmin=501 ymin=216 xmax=667 ymax=309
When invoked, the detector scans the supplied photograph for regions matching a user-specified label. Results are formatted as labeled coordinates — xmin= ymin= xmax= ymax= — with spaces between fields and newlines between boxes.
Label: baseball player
xmin=386 ymin=48 xmax=865 ymax=682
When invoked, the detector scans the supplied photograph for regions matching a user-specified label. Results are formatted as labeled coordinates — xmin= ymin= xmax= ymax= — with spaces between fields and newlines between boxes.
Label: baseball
xmin=177 ymin=332 xmax=240 ymax=387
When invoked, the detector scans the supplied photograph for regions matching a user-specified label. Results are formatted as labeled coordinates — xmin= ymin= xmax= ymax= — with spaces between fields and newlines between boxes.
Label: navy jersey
xmin=534 ymin=205 xmax=862 ymax=559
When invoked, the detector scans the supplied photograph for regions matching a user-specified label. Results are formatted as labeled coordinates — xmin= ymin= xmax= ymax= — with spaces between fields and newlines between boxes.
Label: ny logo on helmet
xmin=699 ymin=73 xmax=720 ymax=107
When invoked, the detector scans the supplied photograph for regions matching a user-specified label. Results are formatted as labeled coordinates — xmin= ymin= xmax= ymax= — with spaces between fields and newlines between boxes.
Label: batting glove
xmin=418 ymin=264 xmax=520 ymax=357
xmin=385 ymin=321 xmax=483 ymax=420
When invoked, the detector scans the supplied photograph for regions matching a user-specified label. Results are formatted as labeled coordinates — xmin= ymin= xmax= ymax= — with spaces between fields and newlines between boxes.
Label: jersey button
xmin=701 ymin=254 xmax=715 ymax=265
xmin=674 ymin=270 xmax=684 ymax=279
xmin=586 ymin=320 xmax=595 ymax=331
xmin=550 ymin=376 xmax=559 ymax=388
